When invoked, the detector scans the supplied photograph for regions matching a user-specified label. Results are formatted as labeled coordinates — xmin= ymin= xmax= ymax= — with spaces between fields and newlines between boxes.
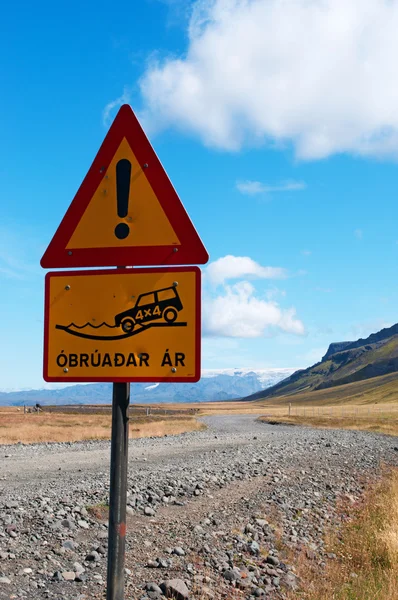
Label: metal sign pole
xmin=107 ymin=382 xmax=130 ymax=600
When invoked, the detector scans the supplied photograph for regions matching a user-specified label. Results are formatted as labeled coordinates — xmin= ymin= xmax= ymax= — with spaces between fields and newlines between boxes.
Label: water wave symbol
xmin=56 ymin=320 xmax=188 ymax=341
xmin=63 ymin=322 xmax=118 ymax=330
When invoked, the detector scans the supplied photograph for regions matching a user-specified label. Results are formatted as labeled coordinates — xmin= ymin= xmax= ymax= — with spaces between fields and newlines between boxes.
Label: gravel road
xmin=1 ymin=414 xmax=397 ymax=600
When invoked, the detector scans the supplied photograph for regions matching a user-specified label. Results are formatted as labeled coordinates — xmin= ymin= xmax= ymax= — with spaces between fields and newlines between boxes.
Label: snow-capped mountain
xmin=202 ymin=368 xmax=295 ymax=387
xmin=0 ymin=368 xmax=298 ymax=406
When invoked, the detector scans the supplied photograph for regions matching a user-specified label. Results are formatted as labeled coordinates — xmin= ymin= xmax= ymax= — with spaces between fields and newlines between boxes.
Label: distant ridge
xmin=322 ymin=323 xmax=398 ymax=360
xmin=0 ymin=368 xmax=296 ymax=406
xmin=245 ymin=323 xmax=398 ymax=401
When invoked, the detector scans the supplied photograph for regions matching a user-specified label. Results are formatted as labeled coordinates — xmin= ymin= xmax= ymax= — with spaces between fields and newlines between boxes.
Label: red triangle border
xmin=41 ymin=105 xmax=209 ymax=268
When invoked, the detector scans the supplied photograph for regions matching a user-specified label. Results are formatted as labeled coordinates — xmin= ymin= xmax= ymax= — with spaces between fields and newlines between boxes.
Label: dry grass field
xmin=1 ymin=401 xmax=397 ymax=443
xmin=286 ymin=468 xmax=398 ymax=600
xmin=259 ymin=411 xmax=398 ymax=436
xmin=0 ymin=408 xmax=205 ymax=444
xmin=1 ymin=371 xmax=397 ymax=443
xmin=185 ymin=373 xmax=398 ymax=436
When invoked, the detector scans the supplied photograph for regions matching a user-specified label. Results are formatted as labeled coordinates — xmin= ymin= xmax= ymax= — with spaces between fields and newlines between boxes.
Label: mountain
xmin=0 ymin=368 xmax=295 ymax=406
xmin=251 ymin=371 xmax=398 ymax=407
xmin=245 ymin=323 xmax=398 ymax=401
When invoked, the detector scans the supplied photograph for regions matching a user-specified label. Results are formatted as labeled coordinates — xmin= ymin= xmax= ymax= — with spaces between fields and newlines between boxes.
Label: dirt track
xmin=1 ymin=414 xmax=397 ymax=599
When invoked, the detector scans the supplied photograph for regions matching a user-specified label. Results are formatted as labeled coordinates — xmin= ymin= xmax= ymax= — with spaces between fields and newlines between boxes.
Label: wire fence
xmin=287 ymin=403 xmax=398 ymax=419
xmin=26 ymin=404 xmax=200 ymax=416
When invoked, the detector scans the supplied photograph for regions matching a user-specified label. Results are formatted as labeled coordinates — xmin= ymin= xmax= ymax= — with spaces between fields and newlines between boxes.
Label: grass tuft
xmin=286 ymin=469 xmax=398 ymax=600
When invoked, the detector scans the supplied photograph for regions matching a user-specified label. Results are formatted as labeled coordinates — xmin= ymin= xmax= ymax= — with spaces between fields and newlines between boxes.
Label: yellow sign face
xmin=44 ymin=268 xmax=200 ymax=383
xmin=67 ymin=138 xmax=180 ymax=250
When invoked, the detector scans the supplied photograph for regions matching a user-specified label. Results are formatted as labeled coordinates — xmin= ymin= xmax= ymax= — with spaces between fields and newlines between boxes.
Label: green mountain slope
xmin=251 ymin=372 xmax=398 ymax=406
xmin=247 ymin=323 xmax=398 ymax=401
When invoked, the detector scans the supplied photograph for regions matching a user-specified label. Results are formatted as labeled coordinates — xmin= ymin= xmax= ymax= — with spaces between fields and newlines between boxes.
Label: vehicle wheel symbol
xmin=163 ymin=307 xmax=178 ymax=323
xmin=121 ymin=318 xmax=135 ymax=333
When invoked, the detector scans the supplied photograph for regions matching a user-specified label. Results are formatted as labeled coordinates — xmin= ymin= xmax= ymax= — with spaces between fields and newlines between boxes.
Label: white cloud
xmin=236 ymin=180 xmax=306 ymax=195
xmin=203 ymin=281 xmax=304 ymax=338
xmin=265 ymin=287 xmax=286 ymax=301
xmin=138 ymin=0 xmax=398 ymax=159
xmin=103 ymin=88 xmax=131 ymax=126
xmin=206 ymin=255 xmax=287 ymax=285
xmin=203 ymin=256 xmax=301 ymax=338
xmin=301 ymin=250 xmax=312 ymax=256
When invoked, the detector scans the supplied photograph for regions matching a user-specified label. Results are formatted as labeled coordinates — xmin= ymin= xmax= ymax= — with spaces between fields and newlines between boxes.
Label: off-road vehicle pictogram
xmin=115 ymin=286 xmax=183 ymax=333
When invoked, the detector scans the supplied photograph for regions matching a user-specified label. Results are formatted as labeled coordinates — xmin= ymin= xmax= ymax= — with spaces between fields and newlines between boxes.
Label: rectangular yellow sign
xmin=44 ymin=268 xmax=201 ymax=382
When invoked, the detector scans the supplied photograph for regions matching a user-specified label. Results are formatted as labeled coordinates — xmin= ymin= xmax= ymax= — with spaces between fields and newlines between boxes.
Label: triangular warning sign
xmin=41 ymin=105 xmax=208 ymax=268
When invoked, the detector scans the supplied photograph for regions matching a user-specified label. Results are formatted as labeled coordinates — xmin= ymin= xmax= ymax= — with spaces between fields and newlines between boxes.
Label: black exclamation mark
xmin=114 ymin=159 xmax=132 ymax=240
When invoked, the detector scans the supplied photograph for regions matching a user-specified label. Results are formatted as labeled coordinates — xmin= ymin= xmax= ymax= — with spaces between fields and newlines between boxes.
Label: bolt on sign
xmin=43 ymin=267 xmax=200 ymax=382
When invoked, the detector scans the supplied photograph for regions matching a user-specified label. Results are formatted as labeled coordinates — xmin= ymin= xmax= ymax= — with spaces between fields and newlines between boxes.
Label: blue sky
xmin=1 ymin=0 xmax=398 ymax=390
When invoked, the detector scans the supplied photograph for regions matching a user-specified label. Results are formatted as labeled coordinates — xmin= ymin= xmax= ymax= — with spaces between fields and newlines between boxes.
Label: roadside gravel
xmin=0 ymin=414 xmax=397 ymax=599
